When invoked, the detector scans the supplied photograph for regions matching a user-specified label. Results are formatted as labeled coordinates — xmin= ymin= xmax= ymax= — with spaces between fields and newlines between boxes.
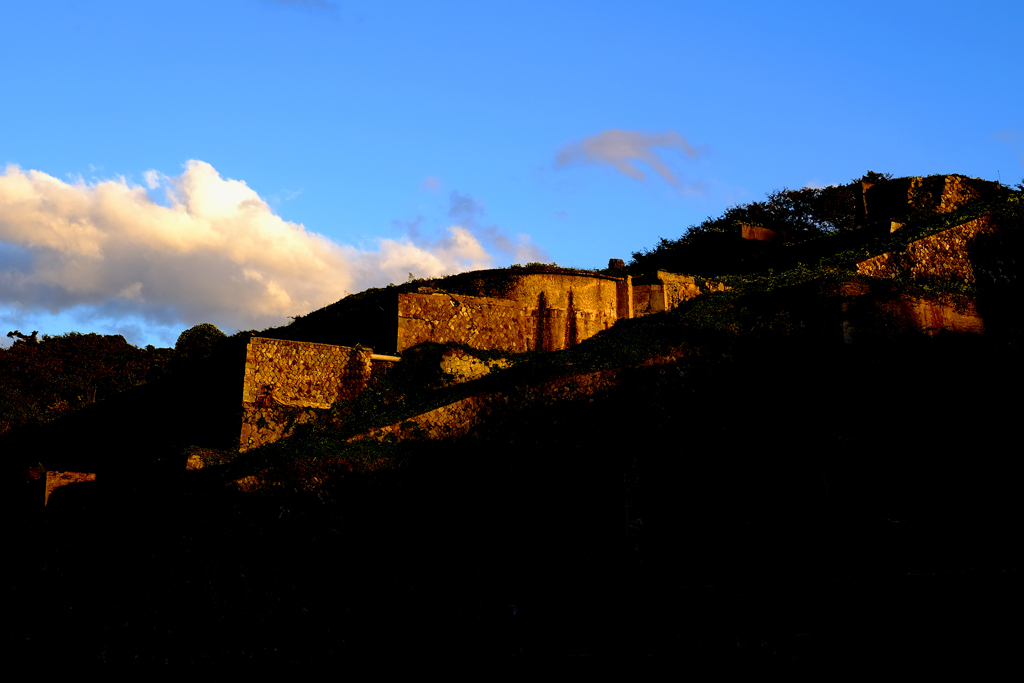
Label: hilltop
xmin=4 ymin=171 xmax=1023 ymax=663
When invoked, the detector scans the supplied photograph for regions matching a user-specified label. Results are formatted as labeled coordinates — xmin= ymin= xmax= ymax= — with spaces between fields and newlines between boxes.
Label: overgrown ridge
xmin=202 ymin=176 xmax=1023 ymax=492
xmin=5 ymin=172 xmax=1024 ymax=663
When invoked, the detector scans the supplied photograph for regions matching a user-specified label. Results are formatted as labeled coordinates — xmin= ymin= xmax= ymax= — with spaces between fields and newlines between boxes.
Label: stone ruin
xmin=236 ymin=174 xmax=1016 ymax=452
xmin=238 ymin=265 xmax=728 ymax=451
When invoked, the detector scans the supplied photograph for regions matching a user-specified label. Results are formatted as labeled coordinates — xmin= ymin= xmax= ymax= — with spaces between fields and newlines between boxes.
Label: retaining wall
xmin=45 ymin=471 xmax=96 ymax=506
xmin=857 ymin=216 xmax=1002 ymax=284
xmin=346 ymin=366 xmax=629 ymax=446
xmin=864 ymin=174 xmax=1002 ymax=225
xmin=240 ymin=337 xmax=374 ymax=452
xmin=840 ymin=295 xmax=985 ymax=342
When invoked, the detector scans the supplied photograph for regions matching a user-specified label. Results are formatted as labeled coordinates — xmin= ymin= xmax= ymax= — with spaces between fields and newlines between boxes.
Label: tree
xmin=174 ymin=323 xmax=227 ymax=364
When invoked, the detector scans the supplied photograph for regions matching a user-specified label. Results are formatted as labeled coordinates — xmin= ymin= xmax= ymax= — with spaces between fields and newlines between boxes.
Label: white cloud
xmin=555 ymin=129 xmax=708 ymax=187
xmin=444 ymin=191 xmax=549 ymax=264
xmin=0 ymin=160 xmax=513 ymax=343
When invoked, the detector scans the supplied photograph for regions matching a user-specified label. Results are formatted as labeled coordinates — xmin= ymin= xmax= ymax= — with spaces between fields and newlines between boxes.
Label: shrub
xmin=175 ymin=323 xmax=228 ymax=364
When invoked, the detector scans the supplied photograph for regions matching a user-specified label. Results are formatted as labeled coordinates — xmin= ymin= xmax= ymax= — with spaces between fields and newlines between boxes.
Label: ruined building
xmin=239 ymin=264 xmax=727 ymax=451
xmin=239 ymin=173 xmax=1018 ymax=452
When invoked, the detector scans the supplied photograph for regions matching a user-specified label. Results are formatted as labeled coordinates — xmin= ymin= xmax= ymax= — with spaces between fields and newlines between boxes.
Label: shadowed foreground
xmin=5 ymin=336 xmax=1023 ymax=665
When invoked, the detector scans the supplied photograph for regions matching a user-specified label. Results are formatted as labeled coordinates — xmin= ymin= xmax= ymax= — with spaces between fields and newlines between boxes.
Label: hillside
xmin=4 ymin=172 xmax=1023 ymax=664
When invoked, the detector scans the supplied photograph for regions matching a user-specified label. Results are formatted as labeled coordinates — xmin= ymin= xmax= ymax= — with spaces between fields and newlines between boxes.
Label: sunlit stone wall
xmin=240 ymin=337 xmax=373 ymax=452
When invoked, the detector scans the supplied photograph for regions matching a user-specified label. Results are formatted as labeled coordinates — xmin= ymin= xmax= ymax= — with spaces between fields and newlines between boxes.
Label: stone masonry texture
xmin=347 ymin=366 xmax=630 ymax=446
xmin=240 ymin=337 xmax=373 ymax=452
xmin=632 ymin=271 xmax=728 ymax=316
xmin=398 ymin=292 xmax=530 ymax=353
xmin=398 ymin=273 xmax=622 ymax=354
xmin=343 ymin=351 xmax=687 ymax=449
xmin=856 ymin=216 xmax=1003 ymax=284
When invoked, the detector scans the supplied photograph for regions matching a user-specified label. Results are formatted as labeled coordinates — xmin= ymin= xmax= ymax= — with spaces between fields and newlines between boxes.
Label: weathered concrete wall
xmin=856 ymin=216 xmax=1000 ymax=284
xmin=240 ymin=337 xmax=373 ymax=452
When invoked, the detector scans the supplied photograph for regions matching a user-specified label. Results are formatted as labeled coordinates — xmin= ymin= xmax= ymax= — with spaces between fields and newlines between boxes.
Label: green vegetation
xmin=208 ymin=171 xmax=1023 ymax=494
xmin=0 ymin=332 xmax=174 ymax=436
xmin=5 ymin=171 xmax=1021 ymax=494
xmin=174 ymin=322 xmax=228 ymax=363
xmin=7 ymin=171 xmax=1023 ymax=664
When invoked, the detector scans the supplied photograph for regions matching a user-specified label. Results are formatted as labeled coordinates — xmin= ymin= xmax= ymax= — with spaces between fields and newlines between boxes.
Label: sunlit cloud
xmin=555 ymin=129 xmax=708 ymax=188
xmin=0 ymin=161 xmax=515 ymax=344
xmin=445 ymin=191 xmax=549 ymax=263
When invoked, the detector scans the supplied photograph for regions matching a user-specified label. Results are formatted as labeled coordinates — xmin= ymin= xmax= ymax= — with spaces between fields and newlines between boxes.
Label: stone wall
xmin=830 ymin=278 xmax=986 ymax=342
xmin=908 ymin=174 xmax=995 ymax=215
xmin=632 ymin=281 xmax=666 ymax=316
xmin=240 ymin=337 xmax=374 ymax=452
xmin=438 ymin=348 xmax=512 ymax=385
xmin=507 ymin=273 xmax=620 ymax=352
xmin=347 ymin=366 xmax=630 ymax=446
xmin=856 ymin=216 xmax=1001 ymax=284
xmin=632 ymin=271 xmax=729 ymax=317
xmin=395 ymin=269 xmax=727 ymax=354
xmin=399 ymin=272 xmax=622 ymax=353
xmin=398 ymin=292 xmax=530 ymax=353
xmin=45 ymin=471 xmax=96 ymax=506
xmin=864 ymin=174 xmax=1001 ymax=226
xmin=840 ymin=295 xmax=984 ymax=342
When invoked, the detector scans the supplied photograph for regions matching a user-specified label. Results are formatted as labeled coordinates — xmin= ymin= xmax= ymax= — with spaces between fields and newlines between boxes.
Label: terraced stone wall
xmin=347 ymin=366 xmax=629 ymax=446
xmin=864 ymin=174 xmax=1002 ymax=226
xmin=240 ymin=337 xmax=373 ymax=452
xmin=840 ymin=295 xmax=985 ymax=342
xmin=344 ymin=351 xmax=687 ymax=448
xmin=857 ymin=216 xmax=1004 ymax=284
xmin=907 ymin=175 xmax=999 ymax=215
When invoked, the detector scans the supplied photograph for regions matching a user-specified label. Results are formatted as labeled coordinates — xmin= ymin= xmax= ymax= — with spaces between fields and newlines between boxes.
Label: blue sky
xmin=2 ymin=0 xmax=1022 ymax=349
